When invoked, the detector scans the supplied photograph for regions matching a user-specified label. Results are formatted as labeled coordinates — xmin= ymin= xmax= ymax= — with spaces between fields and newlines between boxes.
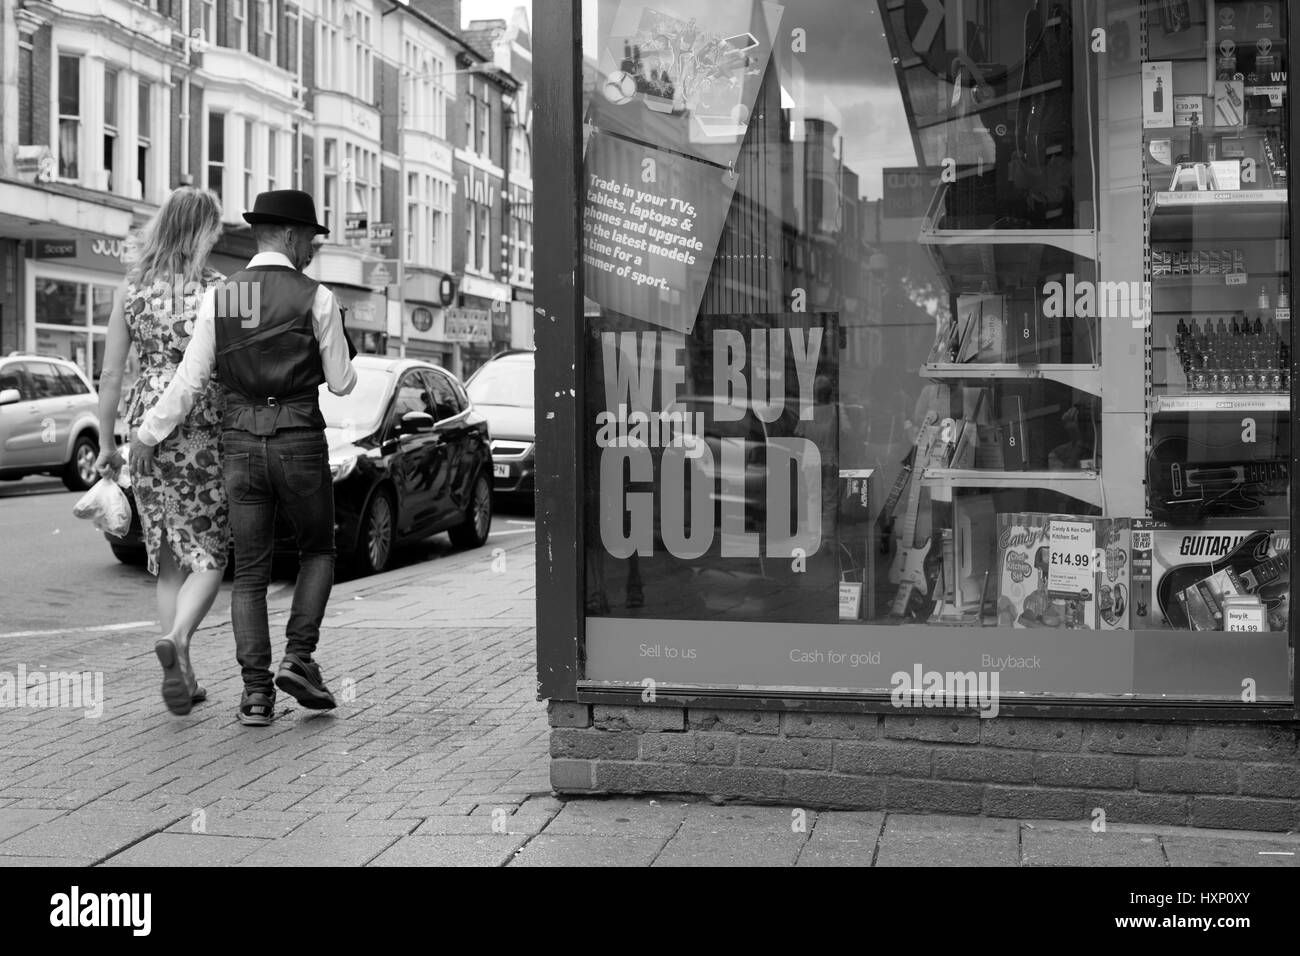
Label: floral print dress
xmin=121 ymin=268 xmax=230 ymax=575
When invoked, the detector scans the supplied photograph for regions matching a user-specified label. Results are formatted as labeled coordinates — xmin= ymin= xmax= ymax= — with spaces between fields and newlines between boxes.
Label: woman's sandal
xmin=155 ymin=639 xmax=194 ymax=716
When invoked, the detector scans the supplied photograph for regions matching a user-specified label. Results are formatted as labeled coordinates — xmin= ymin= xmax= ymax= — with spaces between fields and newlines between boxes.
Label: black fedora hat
xmin=243 ymin=189 xmax=329 ymax=235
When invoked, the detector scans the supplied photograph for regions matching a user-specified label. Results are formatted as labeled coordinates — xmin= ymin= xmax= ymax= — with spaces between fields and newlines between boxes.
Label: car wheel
xmin=62 ymin=433 xmax=99 ymax=491
xmin=355 ymin=488 xmax=396 ymax=574
xmin=450 ymin=472 xmax=492 ymax=549
xmin=110 ymin=543 xmax=146 ymax=566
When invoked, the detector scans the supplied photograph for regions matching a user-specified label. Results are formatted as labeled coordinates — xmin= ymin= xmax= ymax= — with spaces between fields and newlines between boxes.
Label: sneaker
xmin=238 ymin=690 xmax=275 ymax=727
xmin=275 ymin=653 xmax=337 ymax=710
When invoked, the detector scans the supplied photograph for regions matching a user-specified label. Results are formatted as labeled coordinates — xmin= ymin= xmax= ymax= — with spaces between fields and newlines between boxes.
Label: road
xmin=0 ymin=476 xmax=534 ymax=637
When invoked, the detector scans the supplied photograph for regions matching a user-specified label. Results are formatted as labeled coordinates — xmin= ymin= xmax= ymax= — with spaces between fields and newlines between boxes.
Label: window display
xmin=578 ymin=0 xmax=1294 ymax=703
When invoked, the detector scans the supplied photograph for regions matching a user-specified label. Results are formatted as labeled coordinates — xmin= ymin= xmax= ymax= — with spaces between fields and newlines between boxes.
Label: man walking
xmin=133 ymin=190 xmax=356 ymax=726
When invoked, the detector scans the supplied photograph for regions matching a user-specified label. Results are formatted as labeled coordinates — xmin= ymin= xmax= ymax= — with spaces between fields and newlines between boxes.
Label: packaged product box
xmin=1130 ymin=520 xmax=1290 ymax=631
xmin=997 ymin=513 xmax=1100 ymax=629
xmin=1096 ymin=517 xmax=1131 ymax=630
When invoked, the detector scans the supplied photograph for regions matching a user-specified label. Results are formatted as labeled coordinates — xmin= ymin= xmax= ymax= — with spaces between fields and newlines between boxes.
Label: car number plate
xmin=493 ymin=464 xmax=510 ymax=478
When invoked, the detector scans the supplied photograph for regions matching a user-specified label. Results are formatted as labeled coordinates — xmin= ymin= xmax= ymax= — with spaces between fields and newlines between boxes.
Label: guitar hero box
xmin=1130 ymin=520 xmax=1291 ymax=630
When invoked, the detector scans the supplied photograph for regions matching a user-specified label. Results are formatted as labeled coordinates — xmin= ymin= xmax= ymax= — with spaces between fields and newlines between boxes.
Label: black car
xmin=107 ymin=356 xmax=494 ymax=574
xmin=465 ymin=349 xmax=534 ymax=501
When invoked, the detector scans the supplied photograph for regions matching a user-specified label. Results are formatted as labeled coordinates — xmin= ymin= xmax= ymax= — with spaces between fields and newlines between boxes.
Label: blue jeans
xmin=223 ymin=428 xmax=335 ymax=694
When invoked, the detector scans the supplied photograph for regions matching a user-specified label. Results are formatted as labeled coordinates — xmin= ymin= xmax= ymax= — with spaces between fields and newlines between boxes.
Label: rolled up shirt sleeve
xmin=137 ymin=288 xmax=218 ymax=446
xmin=313 ymin=285 xmax=357 ymax=396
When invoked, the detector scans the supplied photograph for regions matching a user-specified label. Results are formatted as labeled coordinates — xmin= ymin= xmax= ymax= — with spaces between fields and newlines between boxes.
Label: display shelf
xmin=1150 ymin=191 xmax=1289 ymax=241
xmin=920 ymin=468 xmax=1103 ymax=507
xmin=1151 ymin=273 xmax=1282 ymax=287
xmin=921 ymin=363 xmax=1102 ymax=396
xmin=1153 ymin=393 xmax=1290 ymax=413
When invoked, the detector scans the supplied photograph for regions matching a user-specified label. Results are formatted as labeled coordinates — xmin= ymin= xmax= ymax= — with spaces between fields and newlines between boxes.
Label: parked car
xmin=465 ymin=349 xmax=535 ymax=501
xmin=0 ymin=352 xmax=101 ymax=491
xmin=106 ymin=356 xmax=494 ymax=575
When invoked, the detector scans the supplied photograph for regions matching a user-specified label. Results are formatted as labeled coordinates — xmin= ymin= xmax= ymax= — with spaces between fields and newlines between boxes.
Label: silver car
xmin=0 ymin=353 xmax=101 ymax=491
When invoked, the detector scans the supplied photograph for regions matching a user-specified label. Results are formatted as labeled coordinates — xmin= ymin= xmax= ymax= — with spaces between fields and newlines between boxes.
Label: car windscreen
xmin=318 ymin=367 xmax=391 ymax=433
xmin=467 ymin=358 xmax=534 ymax=408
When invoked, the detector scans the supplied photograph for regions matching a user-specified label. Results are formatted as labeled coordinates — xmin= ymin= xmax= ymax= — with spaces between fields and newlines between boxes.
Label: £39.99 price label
xmin=1047 ymin=520 xmax=1094 ymax=598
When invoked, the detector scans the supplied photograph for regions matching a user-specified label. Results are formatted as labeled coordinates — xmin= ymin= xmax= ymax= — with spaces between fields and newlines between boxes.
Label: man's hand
xmin=130 ymin=433 xmax=158 ymax=477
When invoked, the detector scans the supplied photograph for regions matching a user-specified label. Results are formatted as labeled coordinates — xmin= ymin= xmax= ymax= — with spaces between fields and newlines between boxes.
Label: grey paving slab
xmin=0 ymin=809 xmax=63 ymax=843
xmin=544 ymin=799 xmax=689 ymax=838
xmin=368 ymin=834 xmax=528 ymax=866
xmin=236 ymin=835 xmax=399 ymax=867
xmin=0 ymin=823 xmax=157 ymax=861
xmin=0 ymin=856 xmax=81 ymax=867
xmin=285 ymin=816 xmax=421 ymax=838
xmin=1160 ymin=837 xmax=1299 ymax=867
xmin=1021 ymin=825 xmax=1166 ymax=867
xmin=100 ymin=833 xmax=267 ymax=867
xmin=875 ymin=814 xmax=1020 ymax=867
xmin=164 ymin=814 xmax=309 ymax=839
xmin=796 ymin=811 xmax=884 ymax=867
xmin=655 ymin=806 xmax=807 ymax=866
xmin=509 ymin=835 xmax=665 ymax=867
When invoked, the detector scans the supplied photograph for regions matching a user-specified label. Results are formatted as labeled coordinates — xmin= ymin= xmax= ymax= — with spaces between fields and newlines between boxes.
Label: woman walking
xmin=96 ymin=187 xmax=230 ymax=716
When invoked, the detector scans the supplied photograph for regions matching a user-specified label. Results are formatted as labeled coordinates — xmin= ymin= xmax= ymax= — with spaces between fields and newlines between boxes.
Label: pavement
xmin=0 ymin=524 xmax=1298 ymax=867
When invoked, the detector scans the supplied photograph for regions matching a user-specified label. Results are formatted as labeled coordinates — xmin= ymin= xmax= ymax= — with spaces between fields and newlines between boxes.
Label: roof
xmin=462 ymin=20 xmax=506 ymax=61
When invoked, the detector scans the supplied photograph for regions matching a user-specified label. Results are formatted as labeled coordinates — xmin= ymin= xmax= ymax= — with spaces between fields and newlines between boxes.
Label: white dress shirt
xmin=138 ymin=252 xmax=357 ymax=446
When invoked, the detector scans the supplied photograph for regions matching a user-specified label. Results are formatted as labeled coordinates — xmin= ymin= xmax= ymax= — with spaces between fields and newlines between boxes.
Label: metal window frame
xmin=533 ymin=0 xmax=1300 ymax=722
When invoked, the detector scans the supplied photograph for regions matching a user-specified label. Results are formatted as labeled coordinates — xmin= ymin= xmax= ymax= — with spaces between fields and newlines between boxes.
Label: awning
xmin=0 ymin=178 xmax=135 ymax=241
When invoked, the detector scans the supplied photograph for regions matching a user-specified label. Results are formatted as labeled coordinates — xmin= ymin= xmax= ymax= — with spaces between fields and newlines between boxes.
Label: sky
xmin=461 ymin=0 xmax=530 ymax=28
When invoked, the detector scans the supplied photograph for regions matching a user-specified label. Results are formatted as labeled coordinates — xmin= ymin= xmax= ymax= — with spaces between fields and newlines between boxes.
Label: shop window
xmin=574 ymin=0 xmax=1295 ymax=705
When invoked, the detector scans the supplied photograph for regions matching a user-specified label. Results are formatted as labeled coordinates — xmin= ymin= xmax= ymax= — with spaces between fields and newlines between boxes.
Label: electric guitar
xmin=876 ymin=447 xmax=915 ymax=555
xmin=889 ymin=414 xmax=952 ymax=619
xmin=1156 ymin=529 xmax=1290 ymax=630
xmin=1148 ymin=436 xmax=1289 ymax=520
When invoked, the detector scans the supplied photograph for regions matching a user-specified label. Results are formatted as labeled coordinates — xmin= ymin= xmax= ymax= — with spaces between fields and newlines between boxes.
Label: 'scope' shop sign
xmin=594 ymin=316 xmax=836 ymax=560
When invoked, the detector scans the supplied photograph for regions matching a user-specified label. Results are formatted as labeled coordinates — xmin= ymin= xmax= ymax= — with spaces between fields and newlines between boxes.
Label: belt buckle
xmin=265 ymin=397 xmax=278 ymax=407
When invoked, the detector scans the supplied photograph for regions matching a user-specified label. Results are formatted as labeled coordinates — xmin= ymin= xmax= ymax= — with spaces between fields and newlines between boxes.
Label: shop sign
xmin=31 ymin=236 xmax=127 ymax=270
xmin=345 ymin=213 xmax=368 ymax=240
xmin=444 ymin=307 xmax=490 ymax=344
xmin=365 ymin=260 xmax=396 ymax=292
xmin=583 ymin=130 xmax=737 ymax=335
xmin=35 ymin=240 xmax=76 ymax=259
xmin=439 ymin=275 xmax=457 ymax=306
xmin=882 ymin=167 xmax=941 ymax=220
xmin=411 ymin=306 xmax=434 ymax=332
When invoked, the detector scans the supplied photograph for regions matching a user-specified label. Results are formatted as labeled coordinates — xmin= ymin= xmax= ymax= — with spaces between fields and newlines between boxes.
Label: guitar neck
xmin=1188 ymin=460 xmax=1289 ymax=486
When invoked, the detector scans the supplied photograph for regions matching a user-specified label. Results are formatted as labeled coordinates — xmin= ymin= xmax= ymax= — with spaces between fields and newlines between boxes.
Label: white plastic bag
xmin=72 ymin=476 xmax=132 ymax=537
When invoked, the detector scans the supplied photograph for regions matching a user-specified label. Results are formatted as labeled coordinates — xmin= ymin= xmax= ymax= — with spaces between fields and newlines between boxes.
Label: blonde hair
xmin=123 ymin=187 xmax=223 ymax=289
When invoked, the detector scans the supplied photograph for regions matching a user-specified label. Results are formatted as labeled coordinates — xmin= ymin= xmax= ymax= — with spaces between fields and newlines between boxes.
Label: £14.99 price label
xmin=1047 ymin=520 xmax=1094 ymax=598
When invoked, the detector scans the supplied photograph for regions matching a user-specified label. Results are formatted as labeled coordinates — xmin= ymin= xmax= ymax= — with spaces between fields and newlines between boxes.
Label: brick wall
xmin=28 ymin=23 xmax=52 ymax=148
xmin=548 ymin=703 xmax=1300 ymax=832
